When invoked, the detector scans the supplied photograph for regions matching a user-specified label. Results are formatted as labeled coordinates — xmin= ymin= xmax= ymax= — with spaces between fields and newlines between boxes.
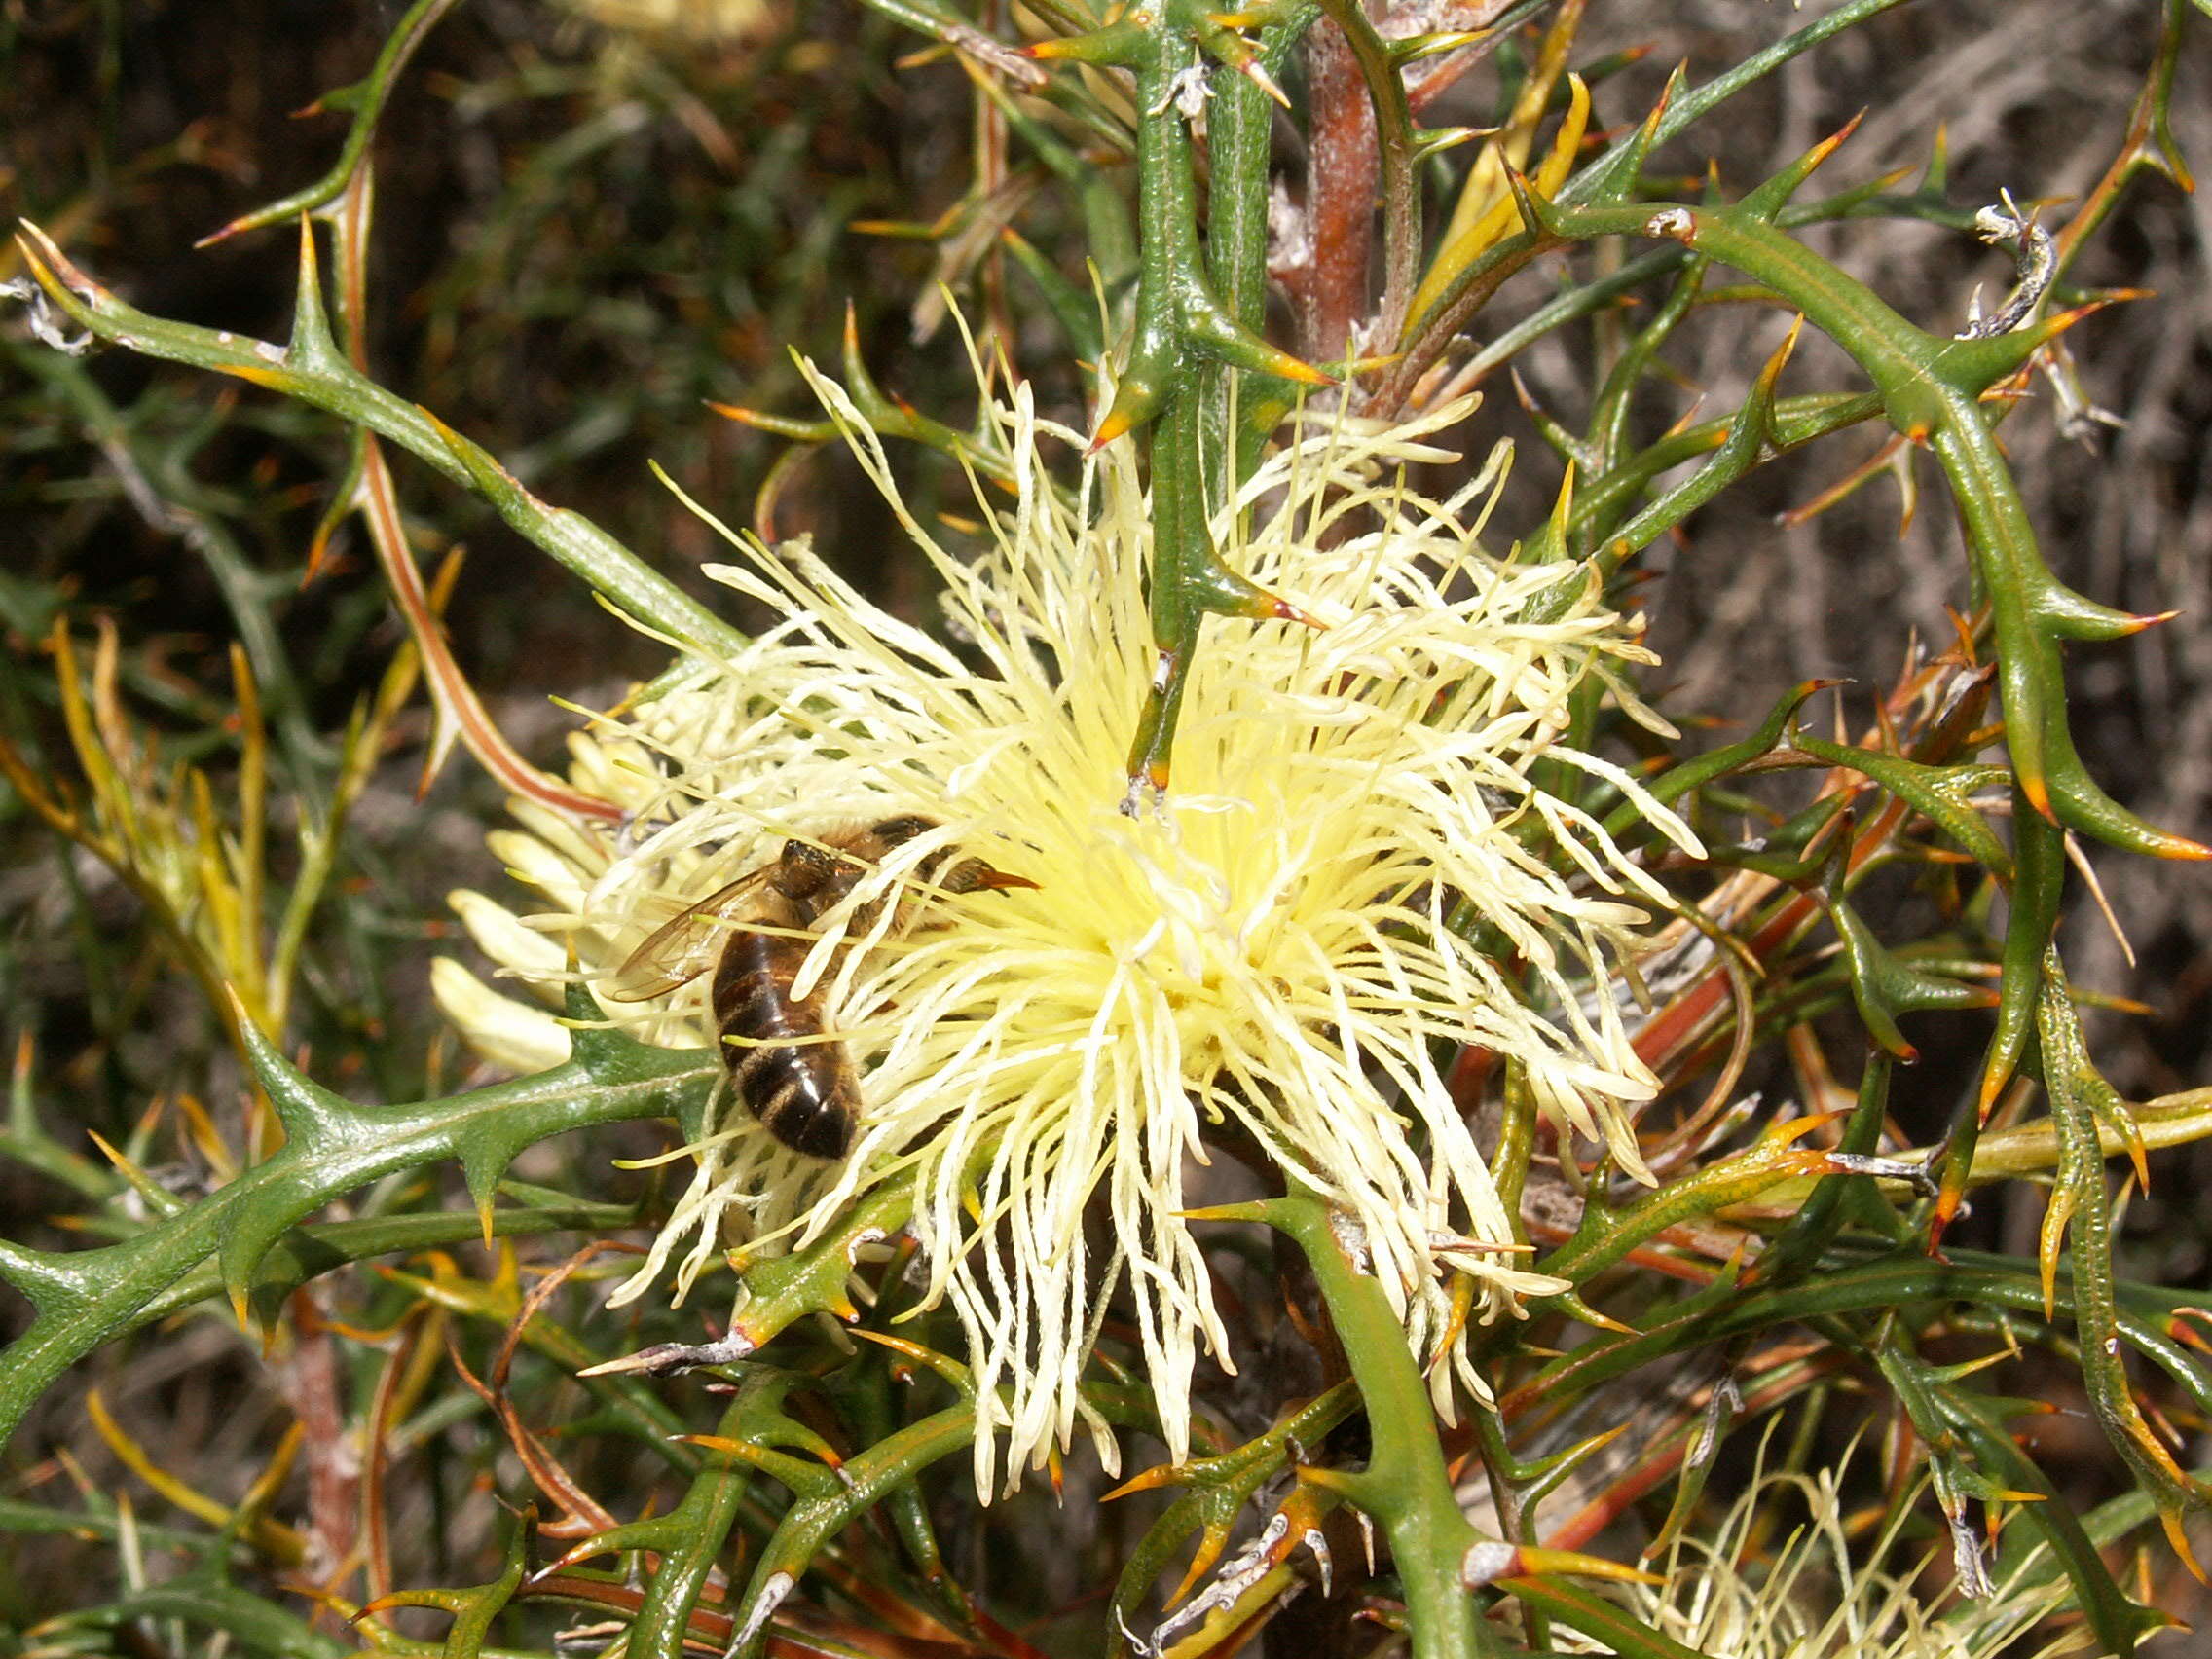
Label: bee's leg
xmin=939 ymin=856 xmax=1040 ymax=896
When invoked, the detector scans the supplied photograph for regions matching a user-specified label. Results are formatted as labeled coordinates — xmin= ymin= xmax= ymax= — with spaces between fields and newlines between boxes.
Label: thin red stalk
xmin=357 ymin=444 xmax=621 ymax=821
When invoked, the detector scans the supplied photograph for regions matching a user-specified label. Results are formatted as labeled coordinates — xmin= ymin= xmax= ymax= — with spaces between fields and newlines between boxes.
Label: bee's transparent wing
xmin=603 ymin=870 xmax=772 ymax=1002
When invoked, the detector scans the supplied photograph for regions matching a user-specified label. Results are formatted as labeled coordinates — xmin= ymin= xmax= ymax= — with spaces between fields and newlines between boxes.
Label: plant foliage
xmin=4 ymin=2 xmax=2211 ymax=1656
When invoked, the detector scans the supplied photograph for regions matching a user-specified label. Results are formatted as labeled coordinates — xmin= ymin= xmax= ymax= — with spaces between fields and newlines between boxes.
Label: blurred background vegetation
xmin=3 ymin=0 xmax=2209 ymax=1650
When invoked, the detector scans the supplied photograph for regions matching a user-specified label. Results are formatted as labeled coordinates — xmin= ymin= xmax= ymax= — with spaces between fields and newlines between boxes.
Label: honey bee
xmin=605 ymin=815 xmax=1032 ymax=1159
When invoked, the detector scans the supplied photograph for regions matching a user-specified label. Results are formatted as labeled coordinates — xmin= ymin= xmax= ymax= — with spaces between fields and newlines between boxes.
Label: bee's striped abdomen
xmin=710 ymin=929 xmax=859 ymax=1159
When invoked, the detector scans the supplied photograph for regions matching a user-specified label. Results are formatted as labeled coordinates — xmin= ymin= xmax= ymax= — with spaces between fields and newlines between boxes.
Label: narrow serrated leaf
xmin=1 ymin=1055 xmax=716 ymax=1452
xmin=1788 ymin=734 xmax=2011 ymax=873
xmin=0 ymin=1240 xmax=92 ymax=1316
xmin=1825 ymin=899 xmax=1996 ymax=1061
xmin=232 ymin=1002 xmax=358 ymax=1157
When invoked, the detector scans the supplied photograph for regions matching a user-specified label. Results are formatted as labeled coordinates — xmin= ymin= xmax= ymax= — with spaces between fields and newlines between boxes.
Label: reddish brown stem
xmin=283 ymin=1290 xmax=361 ymax=1595
xmin=1298 ymin=14 xmax=1380 ymax=365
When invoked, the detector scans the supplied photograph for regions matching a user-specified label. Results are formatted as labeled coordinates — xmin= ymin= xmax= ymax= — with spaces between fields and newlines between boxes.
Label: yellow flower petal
xmin=430 ymin=959 xmax=572 ymax=1073
xmin=448 ymin=889 xmax=568 ymax=990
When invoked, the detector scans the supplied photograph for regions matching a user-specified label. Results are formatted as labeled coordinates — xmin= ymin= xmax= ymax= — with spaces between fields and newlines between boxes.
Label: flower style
xmin=435 ymin=362 xmax=1702 ymax=1493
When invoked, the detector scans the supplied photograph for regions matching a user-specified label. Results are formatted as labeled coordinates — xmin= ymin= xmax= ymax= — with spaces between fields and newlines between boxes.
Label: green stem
xmin=1749 ymin=1049 xmax=1895 ymax=1287
xmin=628 ymin=1400 xmax=756 ymax=1659
xmin=1556 ymin=0 xmax=1914 ymax=211
xmin=1124 ymin=393 xmax=1211 ymax=794
xmin=1510 ymin=1240 xmax=2212 ymax=1419
xmin=14 ymin=225 xmax=748 ymax=662
xmin=1604 ymin=203 xmax=2186 ymax=858
xmin=1242 ymin=1197 xmax=1489 ymax=1659
xmin=198 ymin=0 xmax=464 ymax=243
xmin=1200 ymin=17 xmax=1281 ymax=484
xmin=2034 ymin=952 xmax=2212 ymax=1534
xmin=1093 ymin=2 xmax=1330 ymax=795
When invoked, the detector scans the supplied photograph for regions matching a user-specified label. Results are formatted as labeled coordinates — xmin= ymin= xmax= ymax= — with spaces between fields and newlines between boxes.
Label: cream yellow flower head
xmin=436 ymin=361 xmax=1702 ymax=1493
